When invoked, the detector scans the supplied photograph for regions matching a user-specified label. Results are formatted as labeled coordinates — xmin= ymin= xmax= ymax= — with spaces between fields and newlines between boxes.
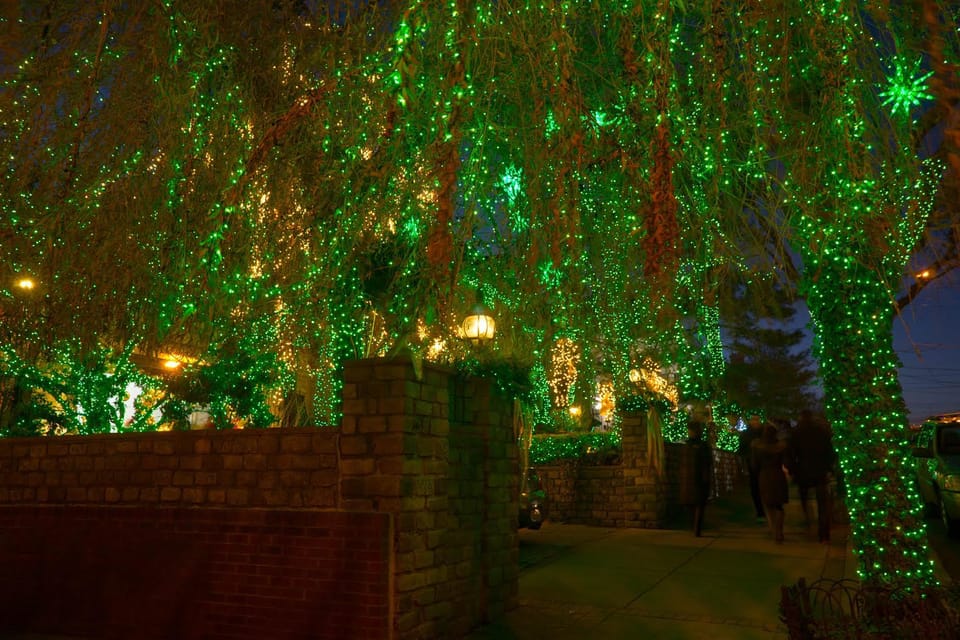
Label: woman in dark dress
xmin=679 ymin=421 xmax=713 ymax=537
xmin=752 ymin=423 xmax=788 ymax=543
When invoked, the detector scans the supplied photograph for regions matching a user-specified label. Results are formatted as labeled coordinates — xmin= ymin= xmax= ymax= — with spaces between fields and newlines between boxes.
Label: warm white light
xmin=916 ymin=268 xmax=933 ymax=280
xmin=163 ymin=359 xmax=182 ymax=370
xmin=461 ymin=305 xmax=495 ymax=345
xmin=568 ymin=405 xmax=582 ymax=417
xmin=15 ymin=277 xmax=35 ymax=290
xmin=628 ymin=368 xmax=641 ymax=383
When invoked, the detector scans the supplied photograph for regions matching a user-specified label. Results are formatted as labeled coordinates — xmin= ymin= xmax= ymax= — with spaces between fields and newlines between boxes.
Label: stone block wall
xmin=534 ymin=411 xmax=742 ymax=528
xmin=533 ymin=409 xmax=665 ymax=528
xmin=663 ymin=442 xmax=741 ymax=520
xmin=341 ymin=358 xmax=519 ymax=640
xmin=0 ymin=428 xmax=340 ymax=509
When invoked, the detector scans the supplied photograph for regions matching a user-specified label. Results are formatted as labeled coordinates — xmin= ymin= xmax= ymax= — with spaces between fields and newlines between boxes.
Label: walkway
xmin=468 ymin=481 xmax=948 ymax=640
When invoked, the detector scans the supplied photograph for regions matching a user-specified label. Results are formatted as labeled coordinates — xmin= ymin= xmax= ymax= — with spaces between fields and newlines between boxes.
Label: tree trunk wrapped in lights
xmin=771 ymin=0 xmax=942 ymax=587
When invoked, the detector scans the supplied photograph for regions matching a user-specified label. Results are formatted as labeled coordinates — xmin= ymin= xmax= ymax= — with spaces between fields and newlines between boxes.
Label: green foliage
xmin=197 ymin=322 xmax=294 ymax=429
xmin=616 ymin=394 xmax=650 ymax=413
xmin=0 ymin=341 xmax=167 ymax=436
xmin=529 ymin=431 xmax=621 ymax=466
xmin=457 ymin=356 xmax=533 ymax=404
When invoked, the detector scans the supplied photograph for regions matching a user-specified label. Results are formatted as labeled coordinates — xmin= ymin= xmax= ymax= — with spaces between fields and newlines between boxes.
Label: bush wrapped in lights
xmin=529 ymin=430 xmax=621 ymax=466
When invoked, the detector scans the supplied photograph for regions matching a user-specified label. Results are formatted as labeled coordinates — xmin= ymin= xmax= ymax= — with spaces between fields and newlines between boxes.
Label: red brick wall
xmin=0 ymin=505 xmax=390 ymax=640
xmin=0 ymin=357 xmax=520 ymax=640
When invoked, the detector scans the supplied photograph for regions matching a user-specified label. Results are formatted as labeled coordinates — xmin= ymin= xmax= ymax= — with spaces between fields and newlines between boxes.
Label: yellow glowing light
xmin=461 ymin=305 xmax=495 ymax=345
xmin=634 ymin=357 xmax=679 ymax=408
xmin=628 ymin=368 xmax=641 ymax=383
xmin=568 ymin=405 xmax=582 ymax=417
xmin=916 ymin=269 xmax=933 ymax=280
xmin=595 ymin=379 xmax=616 ymax=426
xmin=549 ymin=338 xmax=580 ymax=408
xmin=15 ymin=277 xmax=35 ymax=290
xmin=427 ymin=338 xmax=446 ymax=361
xmin=157 ymin=352 xmax=198 ymax=372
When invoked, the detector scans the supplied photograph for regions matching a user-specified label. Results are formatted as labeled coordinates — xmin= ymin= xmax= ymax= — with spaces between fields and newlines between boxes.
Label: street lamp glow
xmin=461 ymin=303 xmax=495 ymax=346
xmin=15 ymin=277 xmax=35 ymax=290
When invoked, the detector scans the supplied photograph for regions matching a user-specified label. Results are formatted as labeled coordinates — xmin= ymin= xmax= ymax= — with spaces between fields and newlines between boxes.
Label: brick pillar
xmin=340 ymin=357 xmax=450 ymax=639
xmin=620 ymin=408 xmax=666 ymax=527
xmin=339 ymin=357 xmax=519 ymax=639
xmin=469 ymin=379 xmax=519 ymax=620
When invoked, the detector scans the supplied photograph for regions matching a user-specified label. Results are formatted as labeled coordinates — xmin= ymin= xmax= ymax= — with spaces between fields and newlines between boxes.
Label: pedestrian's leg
xmin=799 ymin=485 xmax=811 ymax=528
xmin=750 ymin=469 xmax=764 ymax=518
xmin=774 ymin=508 xmax=785 ymax=543
xmin=693 ymin=502 xmax=704 ymax=537
xmin=816 ymin=478 xmax=831 ymax=542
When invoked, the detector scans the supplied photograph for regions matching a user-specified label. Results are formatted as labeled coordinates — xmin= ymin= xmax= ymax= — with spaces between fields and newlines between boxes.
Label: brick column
xmin=339 ymin=357 xmax=519 ymax=639
xmin=469 ymin=379 xmax=519 ymax=620
xmin=620 ymin=408 xmax=666 ymax=527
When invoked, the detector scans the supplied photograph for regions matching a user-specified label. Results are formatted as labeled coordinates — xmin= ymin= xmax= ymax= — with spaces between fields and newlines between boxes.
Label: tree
xmin=3 ymin=0 xmax=957 ymax=589
xmin=722 ymin=288 xmax=819 ymax=419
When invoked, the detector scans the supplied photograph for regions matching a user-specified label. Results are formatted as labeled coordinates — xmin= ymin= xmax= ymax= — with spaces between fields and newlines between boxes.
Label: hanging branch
xmin=643 ymin=1 xmax=680 ymax=292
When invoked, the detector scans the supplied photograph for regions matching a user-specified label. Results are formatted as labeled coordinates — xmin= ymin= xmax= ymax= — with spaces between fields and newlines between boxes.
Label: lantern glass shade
xmin=461 ymin=305 xmax=495 ymax=345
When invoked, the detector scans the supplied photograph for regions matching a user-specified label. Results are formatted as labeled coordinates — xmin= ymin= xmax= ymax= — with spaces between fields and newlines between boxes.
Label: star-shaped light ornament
xmin=879 ymin=55 xmax=934 ymax=118
xmin=537 ymin=259 xmax=563 ymax=290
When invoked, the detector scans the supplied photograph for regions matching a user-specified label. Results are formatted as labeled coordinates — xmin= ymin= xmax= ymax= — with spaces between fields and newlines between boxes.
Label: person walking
xmin=679 ymin=421 xmax=713 ymax=537
xmin=787 ymin=410 xmax=837 ymax=543
xmin=752 ymin=423 xmax=789 ymax=543
xmin=738 ymin=414 xmax=766 ymax=521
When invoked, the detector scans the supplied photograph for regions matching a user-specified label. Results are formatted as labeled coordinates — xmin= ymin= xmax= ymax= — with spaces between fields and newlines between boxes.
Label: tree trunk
xmin=806 ymin=259 xmax=936 ymax=588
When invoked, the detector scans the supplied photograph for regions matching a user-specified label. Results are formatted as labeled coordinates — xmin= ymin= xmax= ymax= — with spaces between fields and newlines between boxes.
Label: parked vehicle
xmin=518 ymin=468 xmax=547 ymax=530
xmin=912 ymin=412 xmax=960 ymax=537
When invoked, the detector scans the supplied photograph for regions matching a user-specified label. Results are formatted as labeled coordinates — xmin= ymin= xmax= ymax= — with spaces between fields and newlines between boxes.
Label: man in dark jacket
xmin=739 ymin=414 xmax=766 ymax=520
xmin=787 ymin=410 xmax=837 ymax=543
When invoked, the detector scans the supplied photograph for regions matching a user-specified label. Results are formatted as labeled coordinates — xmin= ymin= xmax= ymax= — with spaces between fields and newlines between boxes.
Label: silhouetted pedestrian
xmin=739 ymin=414 xmax=766 ymax=520
xmin=752 ymin=423 xmax=789 ymax=543
xmin=679 ymin=421 xmax=713 ymax=537
xmin=787 ymin=410 xmax=836 ymax=543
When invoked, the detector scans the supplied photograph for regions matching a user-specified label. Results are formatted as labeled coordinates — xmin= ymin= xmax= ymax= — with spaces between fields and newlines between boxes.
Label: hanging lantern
xmin=461 ymin=303 xmax=495 ymax=346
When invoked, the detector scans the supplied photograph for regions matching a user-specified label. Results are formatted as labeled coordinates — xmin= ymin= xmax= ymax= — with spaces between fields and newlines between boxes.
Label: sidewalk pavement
xmin=468 ymin=481 xmax=951 ymax=640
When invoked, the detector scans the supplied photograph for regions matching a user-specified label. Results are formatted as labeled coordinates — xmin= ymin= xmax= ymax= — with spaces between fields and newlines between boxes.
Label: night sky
xmin=895 ymin=272 xmax=960 ymax=424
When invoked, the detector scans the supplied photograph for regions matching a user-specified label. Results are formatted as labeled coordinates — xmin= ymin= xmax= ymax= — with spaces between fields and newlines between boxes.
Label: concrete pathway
xmin=468 ymin=481 xmax=924 ymax=640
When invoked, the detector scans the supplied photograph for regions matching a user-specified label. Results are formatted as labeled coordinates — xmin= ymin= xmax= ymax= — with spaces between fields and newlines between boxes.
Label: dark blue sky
xmin=894 ymin=272 xmax=960 ymax=424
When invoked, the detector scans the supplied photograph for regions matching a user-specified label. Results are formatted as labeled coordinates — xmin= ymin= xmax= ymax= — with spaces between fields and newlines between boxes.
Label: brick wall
xmin=534 ymin=410 xmax=742 ymax=528
xmin=341 ymin=358 xmax=519 ymax=640
xmin=0 ymin=428 xmax=340 ymax=508
xmin=0 ymin=356 xmax=520 ymax=640
xmin=533 ymin=410 xmax=663 ymax=528
xmin=662 ymin=442 xmax=741 ymax=520
xmin=0 ymin=506 xmax=390 ymax=640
